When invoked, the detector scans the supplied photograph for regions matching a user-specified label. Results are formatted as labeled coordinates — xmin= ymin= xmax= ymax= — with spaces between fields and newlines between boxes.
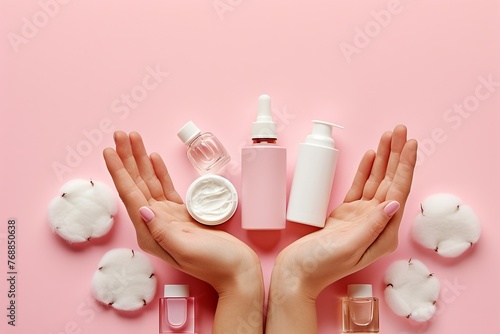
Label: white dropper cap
xmin=305 ymin=120 xmax=344 ymax=148
xmin=348 ymin=284 xmax=373 ymax=298
xmin=177 ymin=121 xmax=202 ymax=144
xmin=164 ymin=284 xmax=189 ymax=298
xmin=252 ymin=94 xmax=277 ymax=139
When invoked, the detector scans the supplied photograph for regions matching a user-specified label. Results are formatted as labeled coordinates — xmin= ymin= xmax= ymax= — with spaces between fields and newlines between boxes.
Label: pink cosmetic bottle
xmin=159 ymin=285 xmax=195 ymax=333
xmin=341 ymin=284 xmax=379 ymax=333
xmin=241 ymin=94 xmax=287 ymax=230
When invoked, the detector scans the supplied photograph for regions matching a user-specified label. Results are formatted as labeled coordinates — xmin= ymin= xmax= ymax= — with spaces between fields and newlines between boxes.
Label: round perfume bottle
xmin=177 ymin=121 xmax=230 ymax=175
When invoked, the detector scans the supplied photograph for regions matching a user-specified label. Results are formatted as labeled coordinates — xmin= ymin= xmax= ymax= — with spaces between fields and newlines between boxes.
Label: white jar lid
xmin=164 ymin=284 xmax=189 ymax=297
xmin=185 ymin=174 xmax=238 ymax=226
xmin=348 ymin=284 xmax=373 ymax=298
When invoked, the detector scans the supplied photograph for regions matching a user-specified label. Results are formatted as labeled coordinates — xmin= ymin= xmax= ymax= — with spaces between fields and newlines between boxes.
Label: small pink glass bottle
xmin=177 ymin=121 xmax=230 ymax=175
xmin=241 ymin=94 xmax=287 ymax=230
xmin=341 ymin=284 xmax=379 ymax=333
xmin=159 ymin=285 xmax=195 ymax=334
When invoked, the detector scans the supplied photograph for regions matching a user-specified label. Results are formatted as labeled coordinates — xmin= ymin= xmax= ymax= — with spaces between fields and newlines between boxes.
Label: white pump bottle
xmin=286 ymin=120 xmax=343 ymax=228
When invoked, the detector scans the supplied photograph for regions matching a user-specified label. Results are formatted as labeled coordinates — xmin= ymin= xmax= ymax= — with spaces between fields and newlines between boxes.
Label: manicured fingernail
xmin=384 ymin=201 xmax=400 ymax=216
xmin=139 ymin=207 xmax=155 ymax=223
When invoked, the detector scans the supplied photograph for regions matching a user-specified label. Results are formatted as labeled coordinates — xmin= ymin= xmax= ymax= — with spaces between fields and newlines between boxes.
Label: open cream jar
xmin=185 ymin=174 xmax=238 ymax=226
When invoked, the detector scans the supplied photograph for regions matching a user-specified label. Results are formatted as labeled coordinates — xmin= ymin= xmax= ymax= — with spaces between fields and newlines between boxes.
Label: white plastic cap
xmin=305 ymin=120 xmax=343 ymax=148
xmin=348 ymin=284 xmax=373 ymax=298
xmin=164 ymin=284 xmax=189 ymax=298
xmin=252 ymin=94 xmax=277 ymax=139
xmin=177 ymin=121 xmax=201 ymax=144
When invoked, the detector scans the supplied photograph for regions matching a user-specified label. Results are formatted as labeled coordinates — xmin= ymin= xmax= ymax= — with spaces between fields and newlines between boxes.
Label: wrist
xmin=271 ymin=250 xmax=328 ymax=301
xmin=214 ymin=260 xmax=264 ymax=334
xmin=216 ymin=255 xmax=264 ymax=299
xmin=266 ymin=263 xmax=318 ymax=334
xmin=269 ymin=261 xmax=317 ymax=304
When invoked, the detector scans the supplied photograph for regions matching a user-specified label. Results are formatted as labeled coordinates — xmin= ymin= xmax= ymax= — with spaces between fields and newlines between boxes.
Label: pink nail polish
xmin=384 ymin=201 xmax=400 ymax=216
xmin=139 ymin=207 xmax=155 ymax=223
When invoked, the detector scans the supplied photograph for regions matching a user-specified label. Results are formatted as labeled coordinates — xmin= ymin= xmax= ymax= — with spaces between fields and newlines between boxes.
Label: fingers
xmin=385 ymin=138 xmax=418 ymax=206
xmin=343 ymin=150 xmax=376 ymax=203
xmin=361 ymin=131 xmax=393 ymax=200
xmin=150 ymin=152 xmax=184 ymax=204
xmin=113 ymin=131 xmax=183 ymax=204
xmin=138 ymin=206 xmax=181 ymax=267
xmin=363 ymin=200 xmax=400 ymax=243
xmin=372 ymin=125 xmax=408 ymax=202
xmin=353 ymin=200 xmax=401 ymax=266
xmin=386 ymin=125 xmax=408 ymax=180
xmin=358 ymin=206 xmax=402 ymax=268
xmin=103 ymin=146 xmax=161 ymax=256
xmin=103 ymin=147 xmax=148 ymax=210
xmin=114 ymin=131 xmax=153 ymax=201
xmin=129 ymin=132 xmax=168 ymax=202
xmin=357 ymin=137 xmax=418 ymax=268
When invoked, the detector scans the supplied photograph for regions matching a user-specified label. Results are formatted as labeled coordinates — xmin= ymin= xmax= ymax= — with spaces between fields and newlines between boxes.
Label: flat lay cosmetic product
xmin=159 ymin=285 xmax=195 ymax=334
xmin=241 ymin=94 xmax=286 ymax=230
xmin=287 ymin=120 xmax=343 ymax=227
xmin=341 ymin=284 xmax=379 ymax=333
xmin=185 ymin=174 xmax=238 ymax=226
xmin=177 ymin=121 xmax=230 ymax=175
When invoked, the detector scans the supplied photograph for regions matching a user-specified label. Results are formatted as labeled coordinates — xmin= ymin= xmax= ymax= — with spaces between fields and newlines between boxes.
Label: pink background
xmin=1 ymin=1 xmax=499 ymax=333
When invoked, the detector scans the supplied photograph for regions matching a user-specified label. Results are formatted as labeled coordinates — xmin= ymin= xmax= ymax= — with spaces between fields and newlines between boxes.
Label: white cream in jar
xmin=185 ymin=174 xmax=238 ymax=226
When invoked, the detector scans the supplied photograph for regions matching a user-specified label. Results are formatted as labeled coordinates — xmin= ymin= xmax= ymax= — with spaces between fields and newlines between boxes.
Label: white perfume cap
xmin=164 ymin=284 xmax=189 ymax=298
xmin=348 ymin=284 xmax=373 ymax=298
xmin=305 ymin=120 xmax=343 ymax=148
xmin=252 ymin=94 xmax=277 ymax=139
xmin=177 ymin=121 xmax=201 ymax=144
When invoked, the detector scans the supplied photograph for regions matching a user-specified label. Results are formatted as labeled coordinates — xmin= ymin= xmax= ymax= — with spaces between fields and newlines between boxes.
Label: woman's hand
xmin=266 ymin=125 xmax=417 ymax=333
xmin=103 ymin=131 xmax=263 ymax=333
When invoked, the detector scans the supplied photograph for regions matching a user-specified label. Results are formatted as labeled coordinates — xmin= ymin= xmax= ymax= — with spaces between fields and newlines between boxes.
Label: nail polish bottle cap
xmin=177 ymin=121 xmax=202 ymax=144
xmin=305 ymin=120 xmax=343 ymax=148
xmin=348 ymin=284 xmax=373 ymax=298
xmin=164 ymin=284 xmax=189 ymax=298
xmin=252 ymin=94 xmax=277 ymax=139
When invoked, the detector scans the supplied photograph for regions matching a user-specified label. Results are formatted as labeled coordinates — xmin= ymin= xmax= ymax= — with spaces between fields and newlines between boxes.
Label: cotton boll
xmin=48 ymin=179 xmax=117 ymax=243
xmin=384 ymin=259 xmax=440 ymax=322
xmin=417 ymin=193 xmax=462 ymax=217
xmin=91 ymin=248 xmax=157 ymax=311
xmin=412 ymin=193 xmax=480 ymax=258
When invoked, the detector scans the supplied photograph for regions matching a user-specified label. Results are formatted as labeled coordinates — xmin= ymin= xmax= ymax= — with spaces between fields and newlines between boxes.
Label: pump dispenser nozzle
xmin=306 ymin=121 xmax=344 ymax=148
xmin=252 ymin=94 xmax=277 ymax=139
